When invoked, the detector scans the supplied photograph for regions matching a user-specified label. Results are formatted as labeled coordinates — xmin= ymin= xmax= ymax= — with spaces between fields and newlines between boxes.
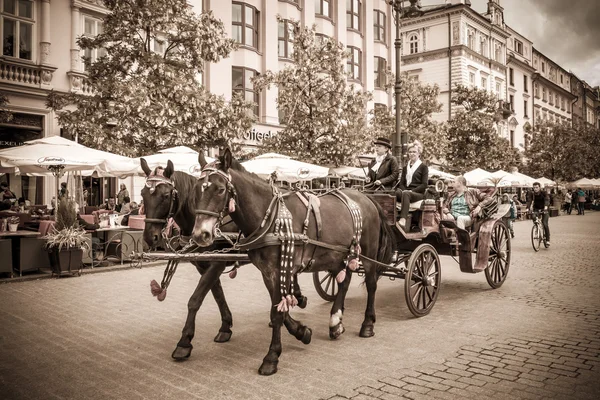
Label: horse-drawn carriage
xmin=135 ymin=150 xmax=511 ymax=375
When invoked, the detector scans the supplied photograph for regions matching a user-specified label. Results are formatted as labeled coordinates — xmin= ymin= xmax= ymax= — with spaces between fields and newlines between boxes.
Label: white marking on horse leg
xmin=329 ymin=309 xmax=343 ymax=327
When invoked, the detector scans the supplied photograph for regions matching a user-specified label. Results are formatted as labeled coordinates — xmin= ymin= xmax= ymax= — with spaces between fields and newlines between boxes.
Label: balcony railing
xmin=0 ymin=58 xmax=55 ymax=88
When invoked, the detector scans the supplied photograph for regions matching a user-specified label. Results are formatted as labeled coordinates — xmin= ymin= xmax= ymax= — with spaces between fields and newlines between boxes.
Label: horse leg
xmin=329 ymin=267 xmax=352 ymax=339
xmin=210 ymin=270 xmax=234 ymax=343
xmin=283 ymin=313 xmax=312 ymax=345
xmin=359 ymin=267 xmax=378 ymax=338
xmin=259 ymin=274 xmax=284 ymax=376
xmin=292 ymin=275 xmax=308 ymax=309
xmin=172 ymin=262 xmax=227 ymax=360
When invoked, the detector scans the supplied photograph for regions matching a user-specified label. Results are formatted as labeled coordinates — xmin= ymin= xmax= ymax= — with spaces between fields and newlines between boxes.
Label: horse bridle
xmin=143 ymin=173 xmax=179 ymax=228
xmin=195 ymin=164 xmax=237 ymax=228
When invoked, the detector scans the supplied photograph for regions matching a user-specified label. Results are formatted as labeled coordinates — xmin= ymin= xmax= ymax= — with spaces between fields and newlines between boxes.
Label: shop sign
xmin=243 ymin=128 xmax=274 ymax=142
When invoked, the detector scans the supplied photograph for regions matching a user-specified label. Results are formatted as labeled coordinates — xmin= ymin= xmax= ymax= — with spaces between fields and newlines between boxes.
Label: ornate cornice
xmin=72 ymin=0 xmax=107 ymax=14
xmin=401 ymin=48 xmax=448 ymax=65
xmin=533 ymin=73 xmax=576 ymax=99
xmin=507 ymin=54 xmax=535 ymax=73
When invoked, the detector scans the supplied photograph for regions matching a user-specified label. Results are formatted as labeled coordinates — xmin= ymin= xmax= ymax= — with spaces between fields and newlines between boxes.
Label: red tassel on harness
xmin=348 ymin=257 xmax=360 ymax=271
xmin=229 ymin=269 xmax=237 ymax=279
xmin=150 ymin=279 xmax=167 ymax=302
xmin=336 ymin=269 xmax=347 ymax=283
xmin=228 ymin=198 xmax=236 ymax=213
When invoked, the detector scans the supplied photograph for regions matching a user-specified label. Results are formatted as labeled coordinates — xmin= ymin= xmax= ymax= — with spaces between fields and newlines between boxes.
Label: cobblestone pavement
xmin=0 ymin=212 xmax=599 ymax=399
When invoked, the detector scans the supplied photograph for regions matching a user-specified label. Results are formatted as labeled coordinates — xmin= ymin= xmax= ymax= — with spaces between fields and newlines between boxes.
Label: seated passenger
xmin=442 ymin=176 xmax=492 ymax=230
xmin=395 ymin=140 xmax=428 ymax=231
xmin=365 ymin=137 xmax=400 ymax=190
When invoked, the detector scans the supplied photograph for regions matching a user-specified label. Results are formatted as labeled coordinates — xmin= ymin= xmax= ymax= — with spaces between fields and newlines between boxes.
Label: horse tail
xmin=367 ymin=195 xmax=395 ymax=268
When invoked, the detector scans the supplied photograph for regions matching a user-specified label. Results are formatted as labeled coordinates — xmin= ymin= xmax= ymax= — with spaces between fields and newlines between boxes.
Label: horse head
xmin=140 ymin=158 xmax=177 ymax=249
xmin=192 ymin=148 xmax=237 ymax=246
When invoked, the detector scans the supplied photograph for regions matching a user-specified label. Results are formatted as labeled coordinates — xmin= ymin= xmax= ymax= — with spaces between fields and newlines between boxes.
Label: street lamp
xmin=389 ymin=0 xmax=423 ymax=163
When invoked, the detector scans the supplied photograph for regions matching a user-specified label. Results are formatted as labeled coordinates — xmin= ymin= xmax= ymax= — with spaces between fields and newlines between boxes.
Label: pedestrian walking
xmin=117 ymin=183 xmax=129 ymax=212
xmin=564 ymin=190 xmax=572 ymax=215
xmin=577 ymin=187 xmax=586 ymax=215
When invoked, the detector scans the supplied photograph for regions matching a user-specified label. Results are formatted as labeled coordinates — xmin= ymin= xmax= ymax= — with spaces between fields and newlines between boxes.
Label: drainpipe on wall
xmin=448 ymin=14 xmax=452 ymax=120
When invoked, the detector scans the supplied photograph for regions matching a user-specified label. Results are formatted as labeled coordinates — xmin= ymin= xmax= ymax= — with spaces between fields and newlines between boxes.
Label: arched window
xmin=409 ymin=33 xmax=418 ymax=54
xmin=467 ymin=29 xmax=475 ymax=50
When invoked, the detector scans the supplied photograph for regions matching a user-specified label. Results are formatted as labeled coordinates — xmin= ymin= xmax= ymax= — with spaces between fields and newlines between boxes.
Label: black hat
xmin=373 ymin=137 xmax=392 ymax=149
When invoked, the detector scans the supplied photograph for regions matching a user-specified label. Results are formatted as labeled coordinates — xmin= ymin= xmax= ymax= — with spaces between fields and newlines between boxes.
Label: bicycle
xmin=530 ymin=210 xmax=549 ymax=252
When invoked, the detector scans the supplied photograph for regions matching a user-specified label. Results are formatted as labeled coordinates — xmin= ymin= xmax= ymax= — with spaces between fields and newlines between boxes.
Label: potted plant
xmin=7 ymin=216 xmax=19 ymax=232
xmin=44 ymin=197 xmax=88 ymax=277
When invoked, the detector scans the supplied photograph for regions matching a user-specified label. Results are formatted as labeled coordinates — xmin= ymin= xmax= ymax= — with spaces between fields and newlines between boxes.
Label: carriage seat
xmin=396 ymin=200 xmax=423 ymax=212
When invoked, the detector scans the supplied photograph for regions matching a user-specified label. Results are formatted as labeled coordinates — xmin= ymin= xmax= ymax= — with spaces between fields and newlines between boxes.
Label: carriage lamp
xmin=389 ymin=0 xmax=424 ymax=163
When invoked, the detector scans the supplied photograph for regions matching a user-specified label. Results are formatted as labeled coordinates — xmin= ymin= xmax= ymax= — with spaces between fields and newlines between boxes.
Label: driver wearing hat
xmin=365 ymin=137 xmax=399 ymax=190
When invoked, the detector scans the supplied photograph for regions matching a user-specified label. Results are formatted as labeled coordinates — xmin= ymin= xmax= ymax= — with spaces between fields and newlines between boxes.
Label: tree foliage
xmin=445 ymin=85 xmax=521 ymax=172
xmin=524 ymin=120 xmax=600 ymax=181
xmin=368 ymin=71 xmax=445 ymax=163
xmin=47 ymin=0 xmax=253 ymax=156
xmin=0 ymin=91 xmax=13 ymax=124
xmin=253 ymin=24 xmax=371 ymax=167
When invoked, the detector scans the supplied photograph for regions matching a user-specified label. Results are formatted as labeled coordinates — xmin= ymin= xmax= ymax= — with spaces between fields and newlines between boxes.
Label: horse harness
xmin=195 ymin=165 xmax=364 ymax=312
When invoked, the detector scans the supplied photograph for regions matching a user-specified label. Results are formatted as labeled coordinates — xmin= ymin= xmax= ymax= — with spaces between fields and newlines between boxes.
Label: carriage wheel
xmin=531 ymin=224 xmax=542 ymax=252
xmin=313 ymin=271 xmax=339 ymax=302
xmin=485 ymin=221 xmax=511 ymax=289
xmin=404 ymin=244 xmax=441 ymax=317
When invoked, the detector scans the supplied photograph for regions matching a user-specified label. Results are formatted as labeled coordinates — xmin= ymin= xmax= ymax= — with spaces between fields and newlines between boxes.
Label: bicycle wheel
xmin=531 ymin=224 xmax=541 ymax=252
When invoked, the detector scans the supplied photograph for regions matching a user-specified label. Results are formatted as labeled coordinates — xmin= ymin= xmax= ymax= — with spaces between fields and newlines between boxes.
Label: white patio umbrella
xmin=536 ymin=177 xmax=556 ymax=187
xmin=464 ymin=168 xmax=494 ymax=186
xmin=429 ymin=167 xmax=456 ymax=180
xmin=567 ymin=177 xmax=596 ymax=189
xmin=490 ymin=170 xmax=523 ymax=187
xmin=511 ymin=171 xmax=537 ymax=187
xmin=242 ymin=153 xmax=329 ymax=182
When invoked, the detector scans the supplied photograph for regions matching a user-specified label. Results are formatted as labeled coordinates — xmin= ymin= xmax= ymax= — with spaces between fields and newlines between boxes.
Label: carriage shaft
xmin=133 ymin=252 xmax=250 ymax=262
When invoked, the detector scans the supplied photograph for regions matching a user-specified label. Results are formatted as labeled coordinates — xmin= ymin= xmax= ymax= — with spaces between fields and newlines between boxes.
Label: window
xmin=347 ymin=46 xmax=361 ymax=81
xmin=373 ymin=10 xmax=385 ymax=42
xmin=346 ymin=0 xmax=361 ymax=31
xmin=315 ymin=0 xmax=332 ymax=18
xmin=481 ymin=77 xmax=487 ymax=89
xmin=408 ymin=33 xmax=418 ymax=54
xmin=523 ymin=75 xmax=528 ymax=93
xmin=510 ymin=130 xmax=515 ymax=147
xmin=467 ymin=29 xmax=475 ymax=50
xmin=514 ymin=39 xmax=523 ymax=55
xmin=524 ymin=100 xmax=528 ymax=117
xmin=469 ymin=72 xmax=475 ymax=86
xmin=232 ymin=67 xmax=259 ymax=117
xmin=496 ymin=81 xmax=501 ymax=94
xmin=509 ymin=68 xmax=514 ymax=86
xmin=560 ymin=74 xmax=563 ymax=84
xmin=374 ymin=57 xmax=386 ymax=89
xmin=479 ymin=37 xmax=488 ymax=57
xmin=534 ymin=83 xmax=539 ymax=98
xmin=556 ymin=95 xmax=560 ymax=109
xmin=549 ymin=91 xmax=553 ymax=105
xmin=509 ymin=95 xmax=514 ymax=112
xmin=232 ymin=2 xmax=259 ymax=49
xmin=278 ymin=20 xmax=295 ymax=58
xmin=541 ymin=62 xmax=545 ymax=73
xmin=1 ymin=0 xmax=33 ymax=60
xmin=495 ymin=45 xmax=502 ymax=62
xmin=542 ymin=87 xmax=547 ymax=101
xmin=82 ymin=16 xmax=105 ymax=71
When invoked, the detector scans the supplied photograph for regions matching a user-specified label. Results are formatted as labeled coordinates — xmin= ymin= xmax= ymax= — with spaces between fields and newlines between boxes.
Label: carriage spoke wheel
xmin=531 ymin=224 xmax=542 ymax=252
xmin=404 ymin=244 xmax=441 ymax=317
xmin=313 ymin=271 xmax=339 ymax=302
xmin=485 ymin=221 xmax=511 ymax=289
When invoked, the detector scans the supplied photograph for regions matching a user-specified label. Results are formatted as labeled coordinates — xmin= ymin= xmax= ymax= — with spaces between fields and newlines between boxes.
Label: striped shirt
xmin=451 ymin=193 xmax=470 ymax=219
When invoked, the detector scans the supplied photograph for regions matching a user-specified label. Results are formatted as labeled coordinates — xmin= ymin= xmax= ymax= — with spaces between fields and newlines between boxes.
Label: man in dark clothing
xmin=526 ymin=181 xmax=550 ymax=246
xmin=365 ymin=137 xmax=399 ymax=190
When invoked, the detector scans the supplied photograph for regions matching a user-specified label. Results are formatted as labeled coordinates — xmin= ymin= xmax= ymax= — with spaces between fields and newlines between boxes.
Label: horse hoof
xmin=300 ymin=327 xmax=312 ymax=345
xmin=172 ymin=346 xmax=192 ymax=360
xmin=329 ymin=323 xmax=345 ymax=340
xmin=268 ymin=321 xmax=273 ymax=328
xmin=297 ymin=296 xmax=308 ymax=309
xmin=214 ymin=330 xmax=232 ymax=343
xmin=258 ymin=361 xmax=278 ymax=376
xmin=359 ymin=325 xmax=375 ymax=338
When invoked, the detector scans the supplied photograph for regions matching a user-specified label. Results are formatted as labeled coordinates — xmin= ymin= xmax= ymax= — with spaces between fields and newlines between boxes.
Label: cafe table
xmin=0 ymin=230 xmax=42 ymax=277
xmin=92 ymin=226 xmax=142 ymax=264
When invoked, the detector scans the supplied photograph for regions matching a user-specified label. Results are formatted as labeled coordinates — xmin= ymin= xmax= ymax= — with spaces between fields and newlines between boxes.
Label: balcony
xmin=0 ymin=57 xmax=56 ymax=89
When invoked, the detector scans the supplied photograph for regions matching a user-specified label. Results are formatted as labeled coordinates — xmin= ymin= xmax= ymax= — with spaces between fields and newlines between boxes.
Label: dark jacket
xmin=398 ymin=162 xmax=429 ymax=194
xmin=526 ymin=190 xmax=550 ymax=210
xmin=444 ymin=188 xmax=494 ymax=215
xmin=367 ymin=153 xmax=399 ymax=190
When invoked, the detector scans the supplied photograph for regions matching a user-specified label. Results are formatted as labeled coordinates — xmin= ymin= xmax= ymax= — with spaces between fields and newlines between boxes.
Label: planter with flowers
xmin=44 ymin=197 xmax=88 ymax=277
xmin=8 ymin=216 xmax=19 ymax=232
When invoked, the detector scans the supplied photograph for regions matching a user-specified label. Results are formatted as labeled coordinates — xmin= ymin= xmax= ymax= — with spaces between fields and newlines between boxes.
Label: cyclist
xmin=526 ymin=182 xmax=550 ymax=246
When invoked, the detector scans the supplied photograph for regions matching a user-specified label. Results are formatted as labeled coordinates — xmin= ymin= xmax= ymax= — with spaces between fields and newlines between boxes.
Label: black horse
xmin=192 ymin=149 xmax=395 ymax=375
xmin=140 ymin=158 xmax=308 ymax=361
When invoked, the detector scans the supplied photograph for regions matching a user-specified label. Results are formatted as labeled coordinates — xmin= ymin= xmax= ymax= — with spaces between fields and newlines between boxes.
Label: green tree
xmin=47 ymin=0 xmax=253 ymax=156
xmin=525 ymin=120 xmax=600 ymax=181
xmin=0 ymin=91 xmax=13 ymax=124
xmin=253 ymin=24 xmax=371 ymax=167
xmin=445 ymin=85 xmax=521 ymax=172
xmin=369 ymin=72 xmax=445 ymax=163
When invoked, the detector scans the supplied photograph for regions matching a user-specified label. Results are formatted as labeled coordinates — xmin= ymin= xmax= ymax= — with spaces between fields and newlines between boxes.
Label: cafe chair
xmin=0 ymin=239 xmax=13 ymax=278
xmin=18 ymin=221 xmax=54 ymax=276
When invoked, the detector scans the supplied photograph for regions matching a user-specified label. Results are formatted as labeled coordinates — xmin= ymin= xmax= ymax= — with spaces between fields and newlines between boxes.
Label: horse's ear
xmin=198 ymin=150 xmax=208 ymax=168
xmin=221 ymin=148 xmax=233 ymax=173
xmin=164 ymin=160 xmax=175 ymax=178
xmin=140 ymin=158 xmax=151 ymax=177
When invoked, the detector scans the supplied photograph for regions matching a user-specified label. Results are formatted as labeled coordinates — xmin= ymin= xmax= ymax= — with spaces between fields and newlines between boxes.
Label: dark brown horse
xmin=191 ymin=149 xmax=395 ymax=375
xmin=140 ymin=158 xmax=308 ymax=361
